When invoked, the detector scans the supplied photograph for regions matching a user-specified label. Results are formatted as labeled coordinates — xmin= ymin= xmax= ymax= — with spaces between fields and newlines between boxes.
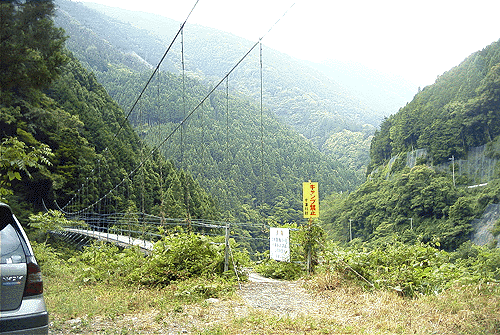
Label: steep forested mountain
xmin=1 ymin=0 xmax=218 ymax=223
xmin=52 ymin=0 xmax=400 ymax=169
xmin=322 ymin=39 xmax=500 ymax=250
xmin=51 ymin=0 xmax=365 ymax=224
xmin=369 ymin=39 xmax=500 ymax=172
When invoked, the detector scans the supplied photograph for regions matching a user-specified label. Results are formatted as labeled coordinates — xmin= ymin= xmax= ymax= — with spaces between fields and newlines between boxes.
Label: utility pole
xmin=224 ymin=222 xmax=230 ymax=272
xmin=349 ymin=219 xmax=352 ymax=242
xmin=409 ymin=217 xmax=413 ymax=230
xmin=451 ymin=155 xmax=455 ymax=187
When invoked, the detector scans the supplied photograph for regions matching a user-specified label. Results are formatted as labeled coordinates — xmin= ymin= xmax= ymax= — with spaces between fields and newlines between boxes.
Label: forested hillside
xmin=51 ymin=0 xmax=364 ymax=224
xmin=369 ymin=39 xmax=500 ymax=172
xmin=52 ymin=0 xmax=393 ymax=174
xmin=0 ymin=0 xmax=218 ymax=223
xmin=323 ymin=39 xmax=500 ymax=250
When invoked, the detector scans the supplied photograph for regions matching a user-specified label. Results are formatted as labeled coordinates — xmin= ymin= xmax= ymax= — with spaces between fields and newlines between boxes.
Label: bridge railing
xmin=61 ymin=212 xmax=229 ymax=247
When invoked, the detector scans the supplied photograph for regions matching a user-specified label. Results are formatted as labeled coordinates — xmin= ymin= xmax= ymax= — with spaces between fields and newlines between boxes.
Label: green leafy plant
xmin=70 ymin=242 xmax=140 ymax=284
xmin=66 ymin=232 xmax=248 ymax=289
xmin=299 ymin=222 xmax=326 ymax=274
xmin=29 ymin=209 xmax=83 ymax=235
xmin=321 ymin=241 xmax=500 ymax=297
xmin=254 ymin=258 xmax=303 ymax=280
xmin=0 ymin=137 xmax=53 ymax=201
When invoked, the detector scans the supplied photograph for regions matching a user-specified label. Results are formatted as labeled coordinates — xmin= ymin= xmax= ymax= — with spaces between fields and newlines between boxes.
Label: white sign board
xmin=270 ymin=228 xmax=290 ymax=262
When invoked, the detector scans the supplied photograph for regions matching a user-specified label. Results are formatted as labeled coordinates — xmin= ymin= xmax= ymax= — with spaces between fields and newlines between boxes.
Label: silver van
xmin=0 ymin=202 xmax=49 ymax=334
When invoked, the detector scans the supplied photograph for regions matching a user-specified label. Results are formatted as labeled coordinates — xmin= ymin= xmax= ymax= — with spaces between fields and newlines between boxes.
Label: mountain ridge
xmin=53 ymin=0 xmax=365 ymax=225
xmin=54 ymin=0 xmax=415 ymax=152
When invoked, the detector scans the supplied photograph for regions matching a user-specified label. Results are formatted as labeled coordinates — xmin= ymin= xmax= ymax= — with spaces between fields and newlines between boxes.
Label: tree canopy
xmin=0 ymin=0 xmax=219 ymax=225
xmin=368 ymin=39 xmax=500 ymax=172
xmin=0 ymin=0 xmax=67 ymax=96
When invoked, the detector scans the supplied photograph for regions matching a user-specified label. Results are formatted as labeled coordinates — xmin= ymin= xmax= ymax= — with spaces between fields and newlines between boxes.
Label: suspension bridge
xmin=47 ymin=1 xmax=306 ymax=256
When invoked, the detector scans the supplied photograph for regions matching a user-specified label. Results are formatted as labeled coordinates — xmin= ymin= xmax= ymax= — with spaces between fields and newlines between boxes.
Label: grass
xmin=39 ymin=241 xmax=500 ymax=334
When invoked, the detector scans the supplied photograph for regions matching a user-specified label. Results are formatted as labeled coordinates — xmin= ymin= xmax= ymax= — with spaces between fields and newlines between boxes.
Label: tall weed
xmin=63 ymin=232 xmax=248 ymax=287
xmin=321 ymin=241 xmax=500 ymax=296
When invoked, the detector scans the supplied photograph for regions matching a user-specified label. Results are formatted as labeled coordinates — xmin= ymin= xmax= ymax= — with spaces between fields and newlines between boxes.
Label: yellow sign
xmin=303 ymin=182 xmax=319 ymax=218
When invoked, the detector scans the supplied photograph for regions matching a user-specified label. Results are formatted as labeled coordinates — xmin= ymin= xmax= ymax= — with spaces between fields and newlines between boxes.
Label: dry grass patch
xmin=306 ymin=272 xmax=500 ymax=334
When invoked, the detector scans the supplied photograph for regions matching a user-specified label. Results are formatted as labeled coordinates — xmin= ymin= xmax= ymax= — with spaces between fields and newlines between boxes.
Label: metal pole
xmin=224 ymin=223 xmax=230 ymax=272
xmin=349 ymin=219 xmax=352 ymax=242
xmin=449 ymin=155 xmax=455 ymax=187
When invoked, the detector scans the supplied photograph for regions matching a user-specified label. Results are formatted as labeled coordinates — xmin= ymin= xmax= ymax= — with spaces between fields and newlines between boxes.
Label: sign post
xmin=303 ymin=181 xmax=319 ymax=219
xmin=270 ymin=227 xmax=290 ymax=262
xmin=303 ymin=181 xmax=319 ymax=274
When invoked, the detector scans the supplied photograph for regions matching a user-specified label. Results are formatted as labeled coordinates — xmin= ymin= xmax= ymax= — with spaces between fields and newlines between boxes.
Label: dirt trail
xmin=50 ymin=274 xmax=328 ymax=334
xmin=241 ymin=272 xmax=326 ymax=317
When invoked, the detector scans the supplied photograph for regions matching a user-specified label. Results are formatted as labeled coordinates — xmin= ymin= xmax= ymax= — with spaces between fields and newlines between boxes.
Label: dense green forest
xmin=53 ymin=0 xmax=394 ymax=176
xmin=0 ymin=0 xmax=218 ymax=225
xmin=369 ymin=39 xmax=500 ymax=171
xmin=4 ymin=0 xmax=500 ymax=254
xmin=322 ymin=39 xmax=500 ymax=250
xmin=0 ymin=0 xmax=362 ymax=255
xmin=93 ymin=67 xmax=361 ymax=222
xmin=51 ymin=0 xmax=364 ymax=224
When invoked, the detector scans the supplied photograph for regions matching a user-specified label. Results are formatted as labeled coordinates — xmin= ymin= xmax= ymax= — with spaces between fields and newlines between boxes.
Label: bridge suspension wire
xmin=59 ymin=1 xmax=296 ymax=219
xmin=225 ymin=76 xmax=230 ymax=212
xmin=259 ymin=42 xmax=264 ymax=216
xmin=180 ymin=24 xmax=186 ymax=166
xmin=55 ymin=1 xmax=201 ymax=212
xmin=112 ymin=0 xmax=200 ymax=143
xmin=226 ymin=76 xmax=229 ymax=175
xmin=149 ymin=1 xmax=297 ymax=157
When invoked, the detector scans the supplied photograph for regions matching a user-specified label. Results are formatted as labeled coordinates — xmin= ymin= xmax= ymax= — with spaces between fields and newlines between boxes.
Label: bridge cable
xmin=225 ymin=75 xmax=230 ymax=219
xmin=181 ymin=24 xmax=186 ymax=166
xmin=111 ymin=0 xmax=200 ymax=143
xmin=157 ymin=67 xmax=166 ymax=225
xmin=56 ymin=0 xmax=201 ymax=213
xmin=260 ymin=42 xmax=264 ymax=223
xmin=61 ymin=1 xmax=296 ymax=218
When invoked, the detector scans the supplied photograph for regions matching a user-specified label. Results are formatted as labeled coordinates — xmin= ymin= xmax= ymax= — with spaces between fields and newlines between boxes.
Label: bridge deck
xmin=64 ymin=228 xmax=154 ymax=251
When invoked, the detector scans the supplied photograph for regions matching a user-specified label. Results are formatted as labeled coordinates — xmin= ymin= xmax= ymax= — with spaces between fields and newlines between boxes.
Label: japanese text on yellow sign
xmin=303 ymin=182 xmax=319 ymax=218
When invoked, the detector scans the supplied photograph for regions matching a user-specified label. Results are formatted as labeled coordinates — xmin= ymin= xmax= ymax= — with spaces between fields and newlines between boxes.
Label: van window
xmin=0 ymin=209 xmax=26 ymax=264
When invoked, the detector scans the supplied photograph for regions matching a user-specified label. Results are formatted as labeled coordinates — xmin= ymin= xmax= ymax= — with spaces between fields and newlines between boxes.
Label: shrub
xmin=31 ymin=241 xmax=68 ymax=277
xmin=130 ymin=232 xmax=249 ymax=287
xmin=254 ymin=258 xmax=304 ymax=280
xmin=321 ymin=241 xmax=500 ymax=297
xmin=72 ymin=241 xmax=144 ymax=284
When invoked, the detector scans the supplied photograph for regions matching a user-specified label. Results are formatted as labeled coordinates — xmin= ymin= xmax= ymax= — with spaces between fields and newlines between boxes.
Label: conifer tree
xmin=0 ymin=0 xmax=67 ymax=95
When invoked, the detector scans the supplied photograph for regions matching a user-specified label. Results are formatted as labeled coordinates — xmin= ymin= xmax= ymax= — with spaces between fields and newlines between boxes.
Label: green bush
xmin=132 ymin=232 xmax=248 ymax=287
xmin=31 ymin=241 xmax=68 ymax=277
xmin=130 ymin=233 xmax=220 ymax=286
xmin=321 ymin=241 xmax=500 ymax=297
xmin=254 ymin=258 xmax=304 ymax=280
xmin=67 ymin=233 xmax=249 ymax=287
xmin=175 ymin=277 xmax=235 ymax=299
xmin=71 ymin=241 xmax=144 ymax=284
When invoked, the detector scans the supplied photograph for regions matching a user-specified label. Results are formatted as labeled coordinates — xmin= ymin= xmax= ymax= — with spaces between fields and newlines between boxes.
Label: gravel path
xmin=50 ymin=274 xmax=327 ymax=334
xmin=240 ymin=273 xmax=324 ymax=317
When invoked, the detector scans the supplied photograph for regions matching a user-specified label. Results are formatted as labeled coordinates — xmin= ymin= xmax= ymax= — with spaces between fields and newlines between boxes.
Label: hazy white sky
xmin=78 ymin=0 xmax=500 ymax=87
